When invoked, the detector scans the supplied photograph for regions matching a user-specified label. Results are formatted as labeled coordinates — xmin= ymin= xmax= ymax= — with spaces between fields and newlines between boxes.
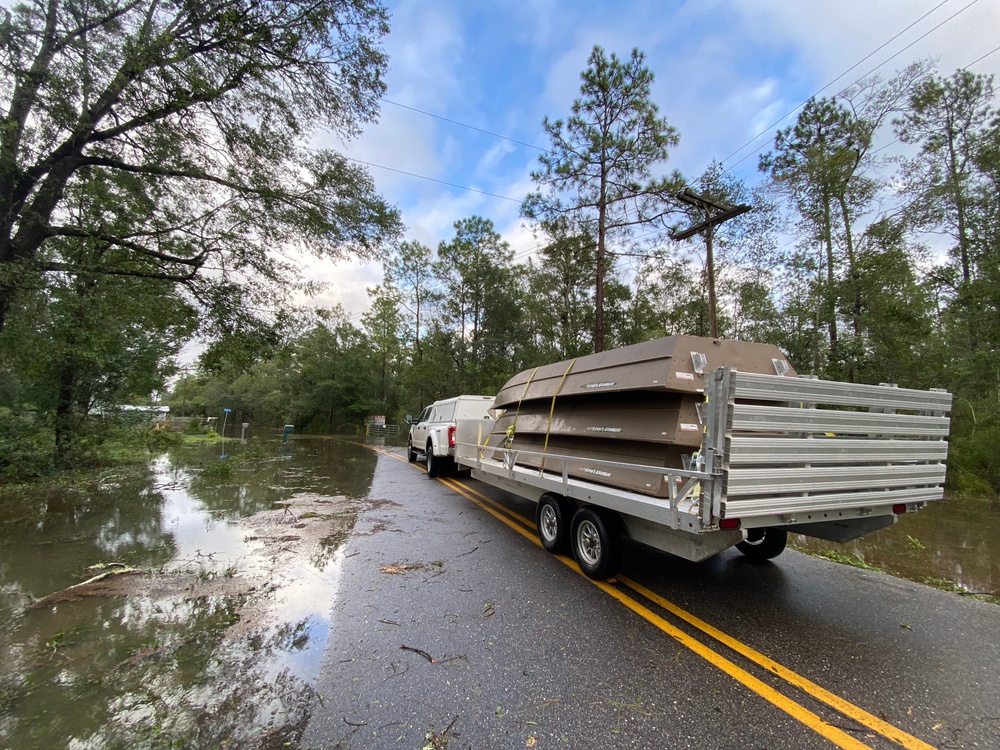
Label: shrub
xmin=0 ymin=409 xmax=54 ymax=481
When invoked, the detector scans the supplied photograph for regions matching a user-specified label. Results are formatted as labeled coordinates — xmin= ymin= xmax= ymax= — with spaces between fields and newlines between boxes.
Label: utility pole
xmin=670 ymin=189 xmax=751 ymax=338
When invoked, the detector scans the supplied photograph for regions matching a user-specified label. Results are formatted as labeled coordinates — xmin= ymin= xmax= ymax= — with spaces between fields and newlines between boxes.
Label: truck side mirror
xmin=405 ymin=415 xmax=413 ymax=425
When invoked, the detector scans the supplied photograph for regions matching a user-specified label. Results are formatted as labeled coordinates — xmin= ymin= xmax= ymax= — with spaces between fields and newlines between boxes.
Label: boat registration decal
xmin=679 ymin=423 xmax=700 ymax=431
xmin=676 ymin=372 xmax=695 ymax=380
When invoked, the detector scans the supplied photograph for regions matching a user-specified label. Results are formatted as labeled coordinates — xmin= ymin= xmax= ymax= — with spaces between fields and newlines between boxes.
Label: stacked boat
xmin=485 ymin=335 xmax=797 ymax=498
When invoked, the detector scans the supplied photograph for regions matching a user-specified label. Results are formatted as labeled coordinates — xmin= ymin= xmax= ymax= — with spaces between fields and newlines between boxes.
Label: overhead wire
xmin=346 ymin=157 xmax=522 ymax=203
xmin=719 ymin=0 xmax=957 ymax=168
xmin=379 ymin=98 xmax=546 ymax=152
xmin=723 ymin=0 xmax=985 ymax=171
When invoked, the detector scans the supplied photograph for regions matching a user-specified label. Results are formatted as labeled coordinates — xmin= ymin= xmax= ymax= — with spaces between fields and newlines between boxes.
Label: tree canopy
xmin=522 ymin=45 xmax=683 ymax=352
xmin=0 ymin=0 xmax=402 ymax=334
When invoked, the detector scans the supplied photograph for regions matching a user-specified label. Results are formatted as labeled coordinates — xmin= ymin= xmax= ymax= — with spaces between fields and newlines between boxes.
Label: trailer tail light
xmin=448 ymin=425 xmax=456 ymax=447
xmin=892 ymin=504 xmax=907 ymax=514
xmin=719 ymin=518 xmax=741 ymax=530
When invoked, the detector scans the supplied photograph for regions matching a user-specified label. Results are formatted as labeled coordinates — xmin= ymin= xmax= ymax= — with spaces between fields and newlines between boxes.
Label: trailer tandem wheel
xmin=736 ymin=527 xmax=788 ymax=561
xmin=571 ymin=507 xmax=622 ymax=580
xmin=536 ymin=494 xmax=573 ymax=555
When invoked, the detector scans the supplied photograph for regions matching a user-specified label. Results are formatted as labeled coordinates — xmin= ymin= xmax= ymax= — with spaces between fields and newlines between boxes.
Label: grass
xmin=810 ymin=549 xmax=882 ymax=571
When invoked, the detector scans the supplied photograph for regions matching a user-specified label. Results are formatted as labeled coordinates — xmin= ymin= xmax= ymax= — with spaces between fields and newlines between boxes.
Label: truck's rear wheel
xmin=425 ymin=444 xmax=443 ymax=478
xmin=736 ymin=527 xmax=787 ymax=561
xmin=536 ymin=494 xmax=572 ymax=554
xmin=571 ymin=508 xmax=621 ymax=580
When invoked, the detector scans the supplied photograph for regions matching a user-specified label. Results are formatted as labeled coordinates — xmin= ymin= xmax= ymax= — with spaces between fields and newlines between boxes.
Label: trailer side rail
xmin=715 ymin=369 xmax=952 ymax=520
xmin=454 ymin=420 xmax=712 ymax=531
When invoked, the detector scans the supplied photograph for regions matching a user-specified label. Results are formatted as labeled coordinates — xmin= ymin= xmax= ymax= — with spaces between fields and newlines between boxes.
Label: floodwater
xmin=0 ymin=437 xmax=997 ymax=748
xmin=0 ymin=437 xmax=377 ymax=749
xmin=791 ymin=495 xmax=1000 ymax=597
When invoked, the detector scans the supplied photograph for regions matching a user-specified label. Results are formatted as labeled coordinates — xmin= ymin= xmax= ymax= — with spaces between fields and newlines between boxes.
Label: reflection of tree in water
xmin=183 ymin=438 xmax=377 ymax=520
xmin=4 ymin=591 xmax=318 ymax=749
xmin=0 ymin=437 xmax=378 ymax=747
xmin=0 ymin=463 xmax=176 ymax=601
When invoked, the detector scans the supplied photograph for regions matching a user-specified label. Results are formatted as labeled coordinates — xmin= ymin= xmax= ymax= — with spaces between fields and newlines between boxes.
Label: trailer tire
xmin=407 ymin=440 xmax=418 ymax=462
xmin=536 ymin=494 xmax=572 ymax=554
xmin=571 ymin=508 xmax=621 ymax=580
xmin=736 ymin=528 xmax=787 ymax=561
xmin=426 ymin=443 xmax=443 ymax=478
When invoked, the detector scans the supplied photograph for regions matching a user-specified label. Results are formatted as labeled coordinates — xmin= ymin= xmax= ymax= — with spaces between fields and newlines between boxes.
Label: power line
xmin=870 ymin=42 xmax=1000 ymax=154
xmin=380 ymin=98 xmax=545 ymax=152
xmin=721 ymin=0 xmax=980 ymax=170
xmin=347 ymin=157 xmax=522 ymax=203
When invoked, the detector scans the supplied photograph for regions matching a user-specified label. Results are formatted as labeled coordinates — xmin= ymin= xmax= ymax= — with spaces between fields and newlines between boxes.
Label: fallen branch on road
xmin=400 ymin=644 xmax=435 ymax=663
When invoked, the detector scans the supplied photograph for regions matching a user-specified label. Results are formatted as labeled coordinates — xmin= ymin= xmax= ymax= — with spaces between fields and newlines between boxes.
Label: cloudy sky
xmin=310 ymin=0 xmax=1000 ymax=319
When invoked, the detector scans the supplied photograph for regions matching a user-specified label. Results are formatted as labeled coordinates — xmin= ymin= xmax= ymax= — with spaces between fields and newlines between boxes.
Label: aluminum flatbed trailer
xmin=454 ymin=367 xmax=951 ymax=579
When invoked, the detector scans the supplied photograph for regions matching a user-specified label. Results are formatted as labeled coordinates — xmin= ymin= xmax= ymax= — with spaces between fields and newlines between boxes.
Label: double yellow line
xmin=375 ymin=447 xmax=934 ymax=750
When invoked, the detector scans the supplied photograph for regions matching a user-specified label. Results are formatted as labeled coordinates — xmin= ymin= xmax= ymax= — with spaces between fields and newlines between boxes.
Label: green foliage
xmin=4 ymin=42 xmax=1000 ymax=498
xmin=0 ymin=408 xmax=54 ymax=481
xmin=185 ymin=418 xmax=205 ymax=435
xmin=945 ymin=398 xmax=1000 ymax=498
xmin=139 ymin=426 xmax=184 ymax=451
xmin=523 ymin=45 xmax=683 ymax=351
xmin=199 ymin=460 xmax=234 ymax=480
xmin=0 ymin=0 xmax=401 ymax=334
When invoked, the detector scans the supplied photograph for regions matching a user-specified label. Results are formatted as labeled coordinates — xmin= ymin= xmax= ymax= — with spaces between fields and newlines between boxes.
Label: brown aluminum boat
xmin=493 ymin=335 xmax=795 ymax=408
xmin=483 ymin=335 xmax=797 ymax=498
xmin=493 ymin=391 xmax=703 ymax=447
xmin=480 ymin=430 xmax=690 ymax=497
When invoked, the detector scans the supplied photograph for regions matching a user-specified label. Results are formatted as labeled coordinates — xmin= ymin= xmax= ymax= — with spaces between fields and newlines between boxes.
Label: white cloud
xmin=306 ymin=0 xmax=1000 ymax=321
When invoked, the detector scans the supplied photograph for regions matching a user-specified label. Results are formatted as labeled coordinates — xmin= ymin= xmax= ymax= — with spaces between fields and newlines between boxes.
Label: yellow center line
xmin=435 ymin=477 xmax=872 ymax=750
xmin=615 ymin=575 xmax=935 ymax=750
xmin=372 ymin=447 xmax=932 ymax=750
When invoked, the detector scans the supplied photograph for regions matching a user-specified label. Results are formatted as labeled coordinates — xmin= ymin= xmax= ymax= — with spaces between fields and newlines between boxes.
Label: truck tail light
xmin=448 ymin=425 xmax=456 ymax=447
xmin=892 ymin=504 xmax=907 ymax=514
xmin=719 ymin=518 xmax=741 ymax=530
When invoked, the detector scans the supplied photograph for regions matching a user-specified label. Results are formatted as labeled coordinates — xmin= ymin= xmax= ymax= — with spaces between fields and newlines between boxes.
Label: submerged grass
xmin=792 ymin=544 xmax=999 ymax=605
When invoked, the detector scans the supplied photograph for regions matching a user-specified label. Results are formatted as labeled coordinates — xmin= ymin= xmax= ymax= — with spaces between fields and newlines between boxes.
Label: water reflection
xmin=0 ymin=437 xmax=377 ymax=749
xmin=793 ymin=496 xmax=999 ymax=596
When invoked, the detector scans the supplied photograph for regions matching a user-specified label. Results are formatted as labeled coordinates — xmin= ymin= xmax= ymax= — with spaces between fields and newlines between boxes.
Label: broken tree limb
xmin=32 ymin=567 xmax=141 ymax=608
xmin=399 ymin=644 xmax=435 ymax=663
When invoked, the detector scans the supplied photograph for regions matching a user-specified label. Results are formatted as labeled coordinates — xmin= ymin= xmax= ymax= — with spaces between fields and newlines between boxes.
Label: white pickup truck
xmin=406 ymin=395 xmax=495 ymax=477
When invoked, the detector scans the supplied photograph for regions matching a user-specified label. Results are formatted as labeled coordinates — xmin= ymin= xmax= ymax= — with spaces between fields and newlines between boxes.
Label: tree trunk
xmin=838 ymin=195 xmax=859 ymax=382
xmin=822 ymin=201 xmax=838 ymax=370
xmin=54 ymin=362 xmax=79 ymax=469
xmin=595 ymin=203 xmax=607 ymax=353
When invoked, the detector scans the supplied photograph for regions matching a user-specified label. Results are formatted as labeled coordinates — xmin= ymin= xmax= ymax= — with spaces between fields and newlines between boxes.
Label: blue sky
xmin=311 ymin=0 xmax=1000 ymax=317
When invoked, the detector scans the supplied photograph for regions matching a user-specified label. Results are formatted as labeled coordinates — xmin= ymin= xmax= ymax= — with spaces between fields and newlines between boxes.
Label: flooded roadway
xmin=0 ymin=437 xmax=996 ymax=748
xmin=0 ymin=438 xmax=376 ymax=749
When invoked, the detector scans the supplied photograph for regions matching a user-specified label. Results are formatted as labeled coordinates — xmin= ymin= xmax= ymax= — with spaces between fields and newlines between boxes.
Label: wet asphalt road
xmin=302 ymin=450 xmax=1000 ymax=750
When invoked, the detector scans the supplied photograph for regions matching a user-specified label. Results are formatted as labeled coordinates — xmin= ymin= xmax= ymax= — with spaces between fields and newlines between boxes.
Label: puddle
xmin=0 ymin=437 xmax=377 ymax=749
xmin=792 ymin=495 xmax=1000 ymax=596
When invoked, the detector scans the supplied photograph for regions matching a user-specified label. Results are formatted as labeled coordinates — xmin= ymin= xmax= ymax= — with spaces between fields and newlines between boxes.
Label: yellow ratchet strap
xmin=540 ymin=358 xmax=576 ymax=470
xmin=506 ymin=366 xmax=538 ymax=448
